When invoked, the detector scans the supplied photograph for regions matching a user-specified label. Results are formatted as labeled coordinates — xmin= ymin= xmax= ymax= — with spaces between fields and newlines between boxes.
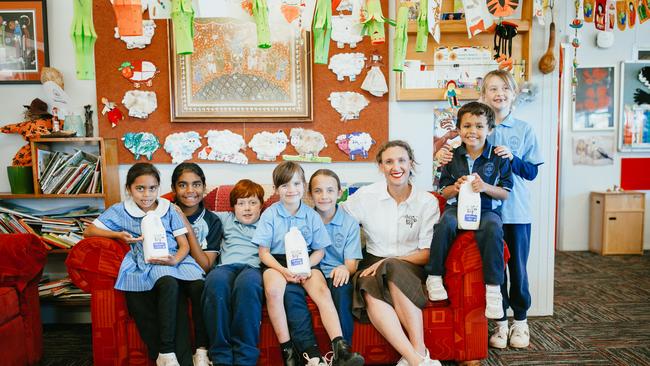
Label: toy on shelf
xmin=0 ymin=99 xmax=52 ymax=166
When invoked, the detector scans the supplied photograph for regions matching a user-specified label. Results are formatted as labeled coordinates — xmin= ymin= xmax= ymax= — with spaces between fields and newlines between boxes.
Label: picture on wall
xmin=169 ymin=17 xmax=312 ymax=122
xmin=572 ymin=135 xmax=615 ymax=166
xmin=432 ymin=107 xmax=460 ymax=190
xmin=619 ymin=60 xmax=650 ymax=151
xmin=0 ymin=0 xmax=49 ymax=84
xmin=573 ymin=66 xmax=615 ymax=131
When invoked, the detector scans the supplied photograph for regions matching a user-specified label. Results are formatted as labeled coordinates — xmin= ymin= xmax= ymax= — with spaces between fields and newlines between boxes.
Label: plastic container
xmin=141 ymin=211 xmax=169 ymax=262
xmin=284 ymin=226 xmax=311 ymax=276
xmin=457 ymin=175 xmax=481 ymax=230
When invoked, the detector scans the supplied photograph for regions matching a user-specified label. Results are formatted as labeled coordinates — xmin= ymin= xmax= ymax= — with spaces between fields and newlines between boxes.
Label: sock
xmin=280 ymin=340 xmax=294 ymax=352
xmin=195 ymin=348 xmax=207 ymax=355
xmin=513 ymin=319 xmax=528 ymax=325
xmin=428 ymin=275 xmax=443 ymax=282
xmin=304 ymin=344 xmax=321 ymax=360
xmin=495 ymin=320 xmax=508 ymax=328
xmin=331 ymin=336 xmax=344 ymax=345
xmin=486 ymin=284 xmax=500 ymax=293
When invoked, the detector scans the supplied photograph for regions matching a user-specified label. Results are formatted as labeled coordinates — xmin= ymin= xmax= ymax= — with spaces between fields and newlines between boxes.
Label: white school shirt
xmin=341 ymin=181 xmax=439 ymax=258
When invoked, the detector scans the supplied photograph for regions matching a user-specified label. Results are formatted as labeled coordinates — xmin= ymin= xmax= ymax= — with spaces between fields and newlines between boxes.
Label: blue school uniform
xmin=186 ymin=202 xmax=223 ymax=262
xmin=487 ymin=114 xmax=543 ymax=320
xmin=319 ymin=206 xmax=362 ymax=344
xmin=93 ymin=198 xmax=205 ymax=292
xmin=252 ymin=201 xmax=331 ymax=254
xmin=203 ymin=211 xmax=262 ymax=365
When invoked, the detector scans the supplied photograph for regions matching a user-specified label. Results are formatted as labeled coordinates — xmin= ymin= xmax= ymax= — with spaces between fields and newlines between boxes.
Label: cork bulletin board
xmin=93 ymin=0 xmax=389 ymax=164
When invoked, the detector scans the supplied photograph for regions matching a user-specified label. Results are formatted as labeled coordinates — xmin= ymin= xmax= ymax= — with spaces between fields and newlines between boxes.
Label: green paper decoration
xmin=313 ymin=0 xmax=332 ymax=64
xmin=362 ymin=0 xmax=389 ymax=45
xmin=252 ymin=0 xmax=271 ymax=48
xmin=172 ymin=0 xmax=194 ymax=54
xmin=393 ymin=6 xmax=408 ymax=72
xmin=416 ymin=0 xmax=428 ymax=52
xmin=70 ymin=0 xmax=98 ymax=80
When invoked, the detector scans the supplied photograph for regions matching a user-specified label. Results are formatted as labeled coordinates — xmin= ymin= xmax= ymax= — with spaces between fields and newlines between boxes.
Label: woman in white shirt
xmin=342 ymin=140 xmax=441 ymax=366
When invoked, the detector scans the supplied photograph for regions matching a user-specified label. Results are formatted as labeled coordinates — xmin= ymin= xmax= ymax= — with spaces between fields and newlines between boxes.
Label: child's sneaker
xmin=303 ymin=353 xmax=329 ymax=366
xmin=509 ymin=321 xmax=530 ymax=348
xmin=426 ymin=275 xmax=448 ymax=301
xmin=484 ymin=285 xmax=504 ymax=319
xmin=156 ymin=353 xmax=180 ymax=366
xmin=331 ymin=337 xmax=364 ymax=366
xmin=489 ymin=322 xmax=508 ymax=349
xmin=193 ymin=348 xmax=211 ymax=366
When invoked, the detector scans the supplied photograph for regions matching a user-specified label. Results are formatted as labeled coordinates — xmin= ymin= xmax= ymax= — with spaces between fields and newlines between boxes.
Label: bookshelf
xmin=394 ymin=0 xmax=533 ymax=101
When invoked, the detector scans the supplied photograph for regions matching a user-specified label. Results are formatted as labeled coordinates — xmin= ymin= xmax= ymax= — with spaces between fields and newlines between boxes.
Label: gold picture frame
xmin=169 ymin=17 xmax=312 ymax=122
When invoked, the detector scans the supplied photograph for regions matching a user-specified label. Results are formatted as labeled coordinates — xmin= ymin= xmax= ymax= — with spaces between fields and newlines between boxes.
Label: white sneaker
xmin=156 ymin=353 xmax=180 ymax=366
xmin=426 ymin=275 xmax=448 ymax=301
xmin=192 ymin=349 xmax=211 ymax=366
xmin=489 ymin=323 xmax=508 ymax=349
xmin=485 ymin=286 xmax=504 ymax=319
xmin=303 ymin=352 xmax=329 ymax=366
xmin=509 ymin=322 xmax=530 ymax=348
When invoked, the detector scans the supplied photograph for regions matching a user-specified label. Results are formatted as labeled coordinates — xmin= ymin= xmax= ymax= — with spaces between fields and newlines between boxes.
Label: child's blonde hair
xmin=272 ymin=161 xmax=306 ymax=187
xmin=480 ymin=70 xmax=519 ymax=97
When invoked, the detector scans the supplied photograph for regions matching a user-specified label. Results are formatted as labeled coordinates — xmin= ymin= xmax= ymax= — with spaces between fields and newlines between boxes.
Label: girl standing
xmin=84 ymin=163 xmax=206 ymax=366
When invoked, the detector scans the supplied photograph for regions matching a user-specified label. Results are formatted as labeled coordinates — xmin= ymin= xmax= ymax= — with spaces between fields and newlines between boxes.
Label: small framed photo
xmin=0 ymin=0 xmax=49 ymax=84
xmin=618 ymin=60 xmax=650 ymax=152
xmin=572 ymin=66 xmax=616 ymax=131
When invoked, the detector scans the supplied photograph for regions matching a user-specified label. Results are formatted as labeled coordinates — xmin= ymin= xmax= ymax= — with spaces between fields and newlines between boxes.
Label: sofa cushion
xmin=0 ymin=287 xmax=19 ymax=325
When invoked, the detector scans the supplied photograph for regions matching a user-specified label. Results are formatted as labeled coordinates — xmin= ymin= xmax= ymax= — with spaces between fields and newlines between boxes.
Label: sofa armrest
xmin=0 ymin=234 xmax=47 ymax=291
xmin=66 ymin=237 xmax=129 ymax=293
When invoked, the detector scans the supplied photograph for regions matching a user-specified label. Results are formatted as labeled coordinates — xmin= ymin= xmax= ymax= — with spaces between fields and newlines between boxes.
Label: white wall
xmin=557 ymin=3 xmax=650 ymax=251
xmin=0 ymin=1 xmax=559 ymax=316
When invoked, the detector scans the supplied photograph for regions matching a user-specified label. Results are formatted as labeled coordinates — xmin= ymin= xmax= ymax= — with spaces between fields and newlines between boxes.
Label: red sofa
xmin=0 ymin=233 xmax=47 ymax=366
xmin=67 ymin=186 xmax=505 ymax=365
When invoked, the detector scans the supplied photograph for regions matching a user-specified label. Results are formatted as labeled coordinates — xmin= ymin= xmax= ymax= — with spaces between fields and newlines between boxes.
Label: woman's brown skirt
xmin=351 ymin=252 xmax=428 ymax=323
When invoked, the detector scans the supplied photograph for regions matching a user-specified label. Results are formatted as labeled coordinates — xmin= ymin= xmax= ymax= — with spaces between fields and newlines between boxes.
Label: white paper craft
xmin=328 ymin=53 xmax=366 ymax=81
xmin=197 ymin=130 xmax=248 ymax=164
xmin=114 ymin=20 xmax=156 ymax=49
xmin=336 ymin=0 xmax=354 ymax=12
xmin=42 ymin=81 xmax=73 ymax=118
xmin=533 ymin=0 xmax=544 ymax=25
xmin=282 ymin=128 xmax=331 ymax=163
xmin=248 ymin=130 xmax=289 ymax=161
xmin=328 ymin=92 xmax=369 ymax=121
xmin=122 ymin=90 xmax=158 ymax=119
xmin=300 ymin=0 xmax=317 ymax=30
xmin=145 ymin=0 xmax=172 ymax=19
xmin=331 ymin=14 xmax=363 ymax=48
xmin=361 ymin=65 xmax=388 ymax=97
xmin=164 ymin=131 xmax=202 ymax=163
xmin=335 ymin=132 xmax=375 ymax=160
xmin=427 ymin=0 xmax=442 ymax=43
xmin=193 ymin=0 xmax=251 ymax=18
xmin=461 ymin=0 xmax=494 ymax=38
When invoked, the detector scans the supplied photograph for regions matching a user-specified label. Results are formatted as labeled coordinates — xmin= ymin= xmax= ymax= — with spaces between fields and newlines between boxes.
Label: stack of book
xmin=38 ymin=277 xmax=90 ymax=301
xmin=37 ymin=148 xmax=102 ymax=194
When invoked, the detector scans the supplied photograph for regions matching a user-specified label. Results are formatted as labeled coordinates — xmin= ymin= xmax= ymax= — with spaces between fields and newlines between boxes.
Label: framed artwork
xmin=0 ymin=0 xmax=49 ymax=84
xmin=618 ymin=60 xmax=650 ymax=152
xmin=572 ymin=66 xmax=616 ymax=131
xmin=572 ymin=135 xmax=615 ymax=166
xmin=169 ymin=17 xmax=312 ymax=122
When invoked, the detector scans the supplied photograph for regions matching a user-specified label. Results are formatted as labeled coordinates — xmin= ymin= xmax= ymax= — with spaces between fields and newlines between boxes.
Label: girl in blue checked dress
xmin=84 ymin=163 xmax=205 ymax=366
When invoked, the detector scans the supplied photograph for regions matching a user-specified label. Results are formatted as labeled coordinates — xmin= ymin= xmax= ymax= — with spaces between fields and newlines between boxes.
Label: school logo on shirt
xmin=483 ymin=162 xmax=495 ymax=178
xmin=404 ymin=215 xmax=418 ymax=228
xmin=508 ymin=136 xmax=520 ymax=155
xmin=334 ymin=233 xmax=345 ymax=248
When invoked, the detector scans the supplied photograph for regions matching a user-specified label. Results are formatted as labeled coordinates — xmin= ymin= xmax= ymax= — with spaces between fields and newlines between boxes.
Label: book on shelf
xmin=37 ymin=148 xmax=101 ymax=195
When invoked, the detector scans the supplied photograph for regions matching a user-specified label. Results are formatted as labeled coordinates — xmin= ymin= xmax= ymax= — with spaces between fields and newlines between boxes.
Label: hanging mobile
xmin=570 ymin=0 xmax=584 ymax=98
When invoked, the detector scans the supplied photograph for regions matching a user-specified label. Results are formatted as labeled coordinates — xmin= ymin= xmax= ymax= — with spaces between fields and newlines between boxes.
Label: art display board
xmin=93 ymin=0 xmax=388 ymax=164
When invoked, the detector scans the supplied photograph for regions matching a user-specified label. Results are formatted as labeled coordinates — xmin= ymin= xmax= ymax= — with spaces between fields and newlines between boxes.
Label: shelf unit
xmin=0 ymin=138 xmax=120 ymax=205
xmin=395 ymin=0 xmax=533 ymax=101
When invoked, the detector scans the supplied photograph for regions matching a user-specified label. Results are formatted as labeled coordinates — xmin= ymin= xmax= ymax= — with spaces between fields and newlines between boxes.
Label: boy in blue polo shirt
xmin=424 ymin=101 xmax=513 ymax=320
xmin=309 ymin=169 xmax=363 ymax=347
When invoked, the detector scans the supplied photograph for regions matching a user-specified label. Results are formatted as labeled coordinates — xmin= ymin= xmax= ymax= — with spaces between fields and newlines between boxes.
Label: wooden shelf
xmin=396 ymin=85 xmax=480 ymax=101
xmin=35 ymin=137 xmax=102 ymax=143
xmin=0 ymin=193 xmax=104 ymax=199
xmin=40 ymin=296 xmax=90 ymax=307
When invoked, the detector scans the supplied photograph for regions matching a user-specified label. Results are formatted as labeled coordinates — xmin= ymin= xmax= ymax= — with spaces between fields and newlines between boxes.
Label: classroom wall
xmin=556 ymin=2 xmax=650 ymax=251
xmin=0 ymin=1 xmax=559 ymax=316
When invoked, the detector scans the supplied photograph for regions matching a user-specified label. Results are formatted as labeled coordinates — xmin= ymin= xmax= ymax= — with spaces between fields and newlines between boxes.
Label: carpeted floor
xmin=42 ymin=251 xmax=650 ymax=365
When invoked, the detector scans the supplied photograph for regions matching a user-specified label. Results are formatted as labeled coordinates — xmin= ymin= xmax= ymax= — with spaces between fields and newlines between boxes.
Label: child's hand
xmin=115 ymin=231 xmax=143 ymax=243
xmin=147 ymin=255 xmax=179 ymax=266
xmin=494 ymin=145 xmax=513 ymax=160
xmin=471 ymin=173 xmax=486 ymax=193
xmin=330 ymin=265 xmax=351 ymax=287
xmin=281 ymin=267 xmax=301 ymax=283
xmin=435 ymin=145 xmax=454 ymax=165
xmin=451 ymin=175 xmax=468 ymax=195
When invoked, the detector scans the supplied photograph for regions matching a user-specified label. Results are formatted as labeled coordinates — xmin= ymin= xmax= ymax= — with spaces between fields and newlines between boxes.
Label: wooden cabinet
xmin=394 ymin=0 xmax=533 ymax=101
xmin=589 ymin=191 xmax=645 ymax=255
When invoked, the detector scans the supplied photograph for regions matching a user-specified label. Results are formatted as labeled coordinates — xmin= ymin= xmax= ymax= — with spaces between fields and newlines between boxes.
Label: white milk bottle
xmin=284 ymin=226 xmax=311 ymax=276
xmin=141 ymin=211 xmax=170 ymax=262
xmin=457 ymin=175 xmax=481 ymax=230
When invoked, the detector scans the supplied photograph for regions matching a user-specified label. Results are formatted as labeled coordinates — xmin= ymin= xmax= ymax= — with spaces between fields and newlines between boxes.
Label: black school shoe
xmin=331 ymin=337 xmax=364 ymax=366
xmin=281 ymin=345 xmax=301 ymax=366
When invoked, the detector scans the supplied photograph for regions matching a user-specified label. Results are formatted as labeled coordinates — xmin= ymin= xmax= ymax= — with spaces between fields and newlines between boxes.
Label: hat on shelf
xmin=22 ymin=98 xmax=51 ymax=118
